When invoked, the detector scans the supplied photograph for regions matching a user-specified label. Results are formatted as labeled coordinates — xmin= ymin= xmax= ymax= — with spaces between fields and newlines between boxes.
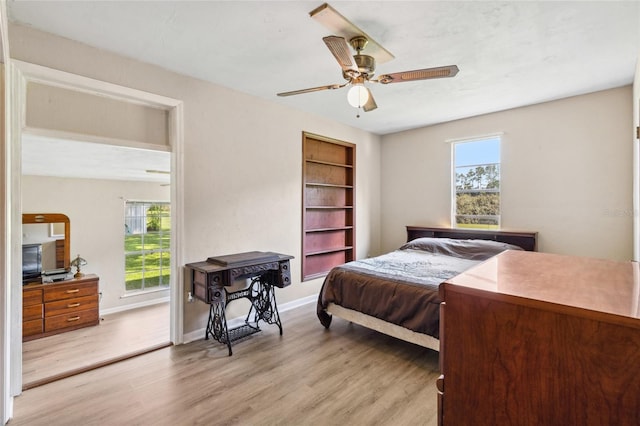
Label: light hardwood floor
xmin=12 ymin=302 xmax=441 ymax=426
xmin=22 ymin=302 xmax=170 ymax=389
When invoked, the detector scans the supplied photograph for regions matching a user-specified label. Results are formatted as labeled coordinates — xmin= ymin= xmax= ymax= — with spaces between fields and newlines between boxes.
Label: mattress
xmin=317 ymin=237 xmax=524 ymax=339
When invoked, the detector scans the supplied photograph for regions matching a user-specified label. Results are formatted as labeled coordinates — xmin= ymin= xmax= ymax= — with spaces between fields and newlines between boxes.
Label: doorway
xmin=9 ymin=61 xmax=184 ymax=394
xmin=20 ymin=141 xmax=172 ymax=388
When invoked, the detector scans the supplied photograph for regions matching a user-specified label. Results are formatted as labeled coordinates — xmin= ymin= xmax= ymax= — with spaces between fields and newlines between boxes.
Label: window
xmin=124 ymin=201 xmax=171 ymax=292
xmin=452 ymin=136 xmax=501 ymax=229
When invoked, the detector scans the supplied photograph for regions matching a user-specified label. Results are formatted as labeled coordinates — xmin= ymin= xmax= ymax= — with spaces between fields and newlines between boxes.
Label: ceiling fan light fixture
xmin=347 ymin=83 xmax=369 ymax=108
xmin=278 ymin=4 xmax=459 ymax=114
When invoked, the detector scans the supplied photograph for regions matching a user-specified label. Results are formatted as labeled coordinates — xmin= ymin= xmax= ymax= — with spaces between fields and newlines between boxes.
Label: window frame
xmin=450 ymin=135 xmax=502 ymax=229
xmin=124 ymin=200 xmax=171 ymax=294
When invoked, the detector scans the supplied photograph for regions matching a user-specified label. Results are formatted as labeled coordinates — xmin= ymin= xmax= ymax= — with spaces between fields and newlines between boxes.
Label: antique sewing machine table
xmin=186 ymin=251 xmax=293 ymax=355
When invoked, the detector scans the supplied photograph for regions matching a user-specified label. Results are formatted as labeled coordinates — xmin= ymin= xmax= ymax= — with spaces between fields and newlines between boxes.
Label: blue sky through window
xmin=453 ymin=136 xmax=501 ymax=228
xmin=455 ymin=136 xmax=500 ymax=167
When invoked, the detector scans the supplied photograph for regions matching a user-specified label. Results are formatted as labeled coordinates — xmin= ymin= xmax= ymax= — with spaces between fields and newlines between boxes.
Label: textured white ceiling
xmin=8 ymin=1 xmax=640 ymax=179
xmin=21 ymin=134 xmax=171 ymax=184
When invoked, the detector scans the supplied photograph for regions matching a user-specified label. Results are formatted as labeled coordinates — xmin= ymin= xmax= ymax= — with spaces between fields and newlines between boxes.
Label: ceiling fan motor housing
xmin=354 ymin=54 xmax=375 ymax=76
xmin=348 ymin=36 xmax=376 ymax=77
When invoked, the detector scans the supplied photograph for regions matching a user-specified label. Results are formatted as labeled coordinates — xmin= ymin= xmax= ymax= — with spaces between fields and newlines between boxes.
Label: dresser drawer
xmin=44 ymin=295 xmax=98 ymax=318
xmin=44 ymin=308 xmax=99 ymax=332
xmin=44 ymin=280 xmax=98 ymax=302
xmin=23 ymin=303 xmax=43 ymax=321
xmin=192 ymin=270 xmax=208 ymax=302
xmin=192 ymin=270 xmax=225 ymax=304
xmin=23 ymin=288 xmax=43 ymax=306
xmin=23 ymin=319 xmax=43 ymax=336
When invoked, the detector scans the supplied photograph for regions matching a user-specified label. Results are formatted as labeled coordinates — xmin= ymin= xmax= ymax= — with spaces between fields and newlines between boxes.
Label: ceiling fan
xmin=277 ymin=3 xmax=459 ymax=114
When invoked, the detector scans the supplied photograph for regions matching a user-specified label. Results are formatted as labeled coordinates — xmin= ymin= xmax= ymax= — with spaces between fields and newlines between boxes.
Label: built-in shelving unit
xmin=302 ymin=132 xmax=355 ymax=281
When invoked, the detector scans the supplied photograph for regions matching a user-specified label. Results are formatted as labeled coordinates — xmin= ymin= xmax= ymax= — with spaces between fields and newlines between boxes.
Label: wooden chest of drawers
xmin=438 ymin=251 xmax=640 ymax=425
xmin=23 ymin=274 xmax=99 ymax=341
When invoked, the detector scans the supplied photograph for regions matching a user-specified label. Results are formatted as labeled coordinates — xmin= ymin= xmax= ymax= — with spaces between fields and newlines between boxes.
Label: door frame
xmin=7 ymin=60 xmax=185 ymax=396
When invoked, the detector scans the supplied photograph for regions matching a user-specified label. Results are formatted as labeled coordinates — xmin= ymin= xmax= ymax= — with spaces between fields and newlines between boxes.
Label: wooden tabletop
xmin=23 ymin=273 xmax=99 ymax=290
xmin=185 ymin=252 xmax=293 ymax=273
xmin=443 ymin=250 xmax=640 ymax=328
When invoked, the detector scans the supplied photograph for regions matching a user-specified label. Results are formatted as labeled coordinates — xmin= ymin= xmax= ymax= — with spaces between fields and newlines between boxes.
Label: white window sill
xmin=121 ymin=286 xmax=170 ymax=298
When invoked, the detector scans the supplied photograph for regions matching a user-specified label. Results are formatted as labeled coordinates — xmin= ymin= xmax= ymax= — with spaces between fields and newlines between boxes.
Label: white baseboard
xmin=182 ymin=294 xmax=317 ymax=344
xmin=100 ymin=296 xmax=170 ymax=316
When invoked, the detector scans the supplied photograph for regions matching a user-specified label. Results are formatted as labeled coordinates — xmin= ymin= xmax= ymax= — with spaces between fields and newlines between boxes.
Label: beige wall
xmin=26 ymin=83 xmax=169 ymax=147
xmin=9 ymin=23 xmax=382 ymax=335
xmin=381 ymin=86 xmax=633 ymax=261
xmin=21 ymin=175 xmax=171 ymax=311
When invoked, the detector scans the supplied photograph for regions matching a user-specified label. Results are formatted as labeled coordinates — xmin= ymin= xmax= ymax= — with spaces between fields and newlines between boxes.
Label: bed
xmin=317 ymin=226 xmax=538 ymax=351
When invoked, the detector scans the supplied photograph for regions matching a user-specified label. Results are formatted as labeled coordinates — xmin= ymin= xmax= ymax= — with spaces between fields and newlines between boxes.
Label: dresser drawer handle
xmin=66 ymin=289 xmax=80 ymax=294
xmin=67 ymin=316 xmax=80 ymax=322
xmin=67 ymin=303 xmax=81 ymax=308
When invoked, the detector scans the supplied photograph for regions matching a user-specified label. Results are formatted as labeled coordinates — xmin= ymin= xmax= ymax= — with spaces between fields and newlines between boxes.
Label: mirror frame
xmin=22 ymin=213 xmax=71 ymax=270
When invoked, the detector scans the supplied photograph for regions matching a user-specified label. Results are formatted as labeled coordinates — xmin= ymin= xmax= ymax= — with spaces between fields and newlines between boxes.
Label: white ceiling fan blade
xmin=376 ymin=65 xmax=459 ymax=84
xmin=322 ymin=36 xmax=359 ymax=74
xmin=310 ymin=3 xmax=395 ymax=64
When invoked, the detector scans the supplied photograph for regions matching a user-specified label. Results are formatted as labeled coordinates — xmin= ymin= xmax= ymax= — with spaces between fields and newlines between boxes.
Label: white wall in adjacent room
xmin=21 ymin=175 xmax=171 ymax=311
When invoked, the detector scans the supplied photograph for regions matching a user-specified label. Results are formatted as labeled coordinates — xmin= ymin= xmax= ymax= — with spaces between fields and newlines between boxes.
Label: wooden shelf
xmin=305 ymin=246 xmax=354 ymax=257
xmin=305 ymin=226 xmax=353 ymax=233
xmin=302 ymin=133 xmax=355 ymax=281
xmin=305 ymin=182 xmax=353 ymax=189
xmin=305 ymin=158 xmax=353 ymax=168
xmin=305 ymin=205 xmax=353 ymax=209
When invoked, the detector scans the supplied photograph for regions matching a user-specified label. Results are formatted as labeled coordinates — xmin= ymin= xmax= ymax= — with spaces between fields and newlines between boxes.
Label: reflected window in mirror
xmin=50 ymin=222 xmax=65 ymax=238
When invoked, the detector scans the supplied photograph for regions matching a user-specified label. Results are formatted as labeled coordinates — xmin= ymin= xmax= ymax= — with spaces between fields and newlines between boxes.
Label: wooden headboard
xmin=406 ymin=226 xmax=538 ymax=252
